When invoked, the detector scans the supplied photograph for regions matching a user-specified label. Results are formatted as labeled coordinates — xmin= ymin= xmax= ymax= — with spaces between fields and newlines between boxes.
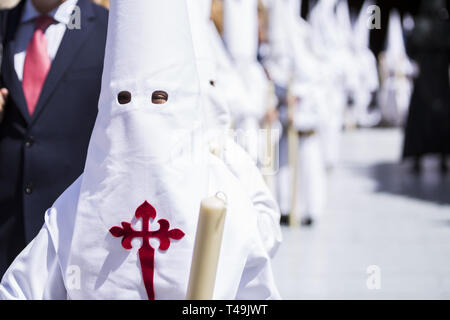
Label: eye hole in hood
xmin=152 ymin=90 xmax=169 ymax=104
xmin=118 ymin=91 xmax=132 ymax=104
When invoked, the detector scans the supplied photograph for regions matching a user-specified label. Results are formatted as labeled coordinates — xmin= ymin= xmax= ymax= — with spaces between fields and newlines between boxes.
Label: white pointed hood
xmin=222 ymin=0 xmax=269 ymax=124
xmin=385 ymin=10 xmax=410 ymax=67
xmin=386 ymin=10 xmax=406 ymax=59
xmin=264 ymin=0 xmax=294 ymax=86
xmin=59 ymin=0 xmax=278 ymax=300
xmin=188 ymin=0 xmax=216 ymax=86
xmin=383 ymin=9 xmax=416 ymax=77
xmin=67 ymin=0 xmax=208 ymax=300
xmin=352 ymin=0 xmax=379 ymax=92
xmin=354 ymin=0 xmax=374 ymax=49
xmin=289 ymin=0 xmax=302 ymax=16
xmin=288 ymin=7 xmax=322 ymax=92
xmin=309 ymin=0 xmax=341 ymax=55
xmin=187 ymin=0 xmax=230 ymax=135
xmin=223 ymin=0 xmax=259 ymax=65
xmin=206 ymin=11 xmax=253 ymax=122
xmin=336 ymin=0 xmax=353 ymax=47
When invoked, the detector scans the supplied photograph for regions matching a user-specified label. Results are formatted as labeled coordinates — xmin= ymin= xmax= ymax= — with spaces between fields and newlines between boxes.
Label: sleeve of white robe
xmin=0 ymin=216 xmax=66 ymax=300
xmin=223 ymin=138 xmax=282 ymax=258
xmin=235 ymin=233 xmax=281 ymax=300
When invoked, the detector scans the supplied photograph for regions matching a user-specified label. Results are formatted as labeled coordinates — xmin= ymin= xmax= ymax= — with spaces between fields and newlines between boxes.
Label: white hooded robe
xmin=0 ymin=0 xmax=280 ymax=300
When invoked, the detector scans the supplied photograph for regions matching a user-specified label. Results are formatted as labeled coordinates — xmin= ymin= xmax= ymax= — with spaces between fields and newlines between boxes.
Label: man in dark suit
xmin=0 ymin=0 xmax=108 ymax=277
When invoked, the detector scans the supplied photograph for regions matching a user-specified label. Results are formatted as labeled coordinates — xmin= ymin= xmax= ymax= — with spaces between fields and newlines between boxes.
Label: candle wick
xmin=215 ymin=192 xmax=227 ymax=206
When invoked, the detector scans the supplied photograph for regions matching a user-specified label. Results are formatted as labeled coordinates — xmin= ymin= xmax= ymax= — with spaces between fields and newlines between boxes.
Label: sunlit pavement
xmin=272 ymin=128 xmax=450 ymax=299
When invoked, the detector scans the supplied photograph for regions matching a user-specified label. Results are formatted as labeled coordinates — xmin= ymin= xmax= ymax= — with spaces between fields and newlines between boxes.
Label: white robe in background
xmin=223 ymin=0 xmax=270 ymax=162
xmin=263 ymin=0 xmax=295 ymax=88
xmin=334 ymin=0 xmax=379 ymax=128
xmin=263 ymin=0 xmax=298 ymax=215
xmin=347 ymin=0 xmax=381 ymax=128
xmin=188 ymin=0 xmax=282 ymax=258
xmin=289 ymin=7 xmax=327 ymax=221
xmin=378 ymin=9 xmax=415 ymax=126
xmin=309 ymin=0 xmax=347 ymax=170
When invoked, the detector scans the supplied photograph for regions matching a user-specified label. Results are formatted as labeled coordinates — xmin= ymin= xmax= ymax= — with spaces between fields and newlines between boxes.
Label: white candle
xmin=186 ymin=195 xmax=227 ymax=300
xmin=287 ymin=86 xmax=299 ymax=227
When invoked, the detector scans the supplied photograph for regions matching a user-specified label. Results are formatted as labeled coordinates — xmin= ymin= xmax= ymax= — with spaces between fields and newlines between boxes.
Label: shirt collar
xmin=21 ymin=0 xmax=79 ymax=25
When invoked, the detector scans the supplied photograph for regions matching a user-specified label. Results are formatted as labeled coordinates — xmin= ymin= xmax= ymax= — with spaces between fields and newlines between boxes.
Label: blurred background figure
xmin=207 ymin=1 xmax=250 ymax=139
xmin=271 ymin=0 xmax=450 ymax=299
xmin=308 ymin=0 xmax=347 ymax=172
xmin=378 ymin=9 xmax=416 ymax=127
xmin=344 ymin=0 xmax=381 ymax=128
xmin=334 ymin=0 xmax=364 ymax=129
xmin=222 ymin=0 xmax=272 ymax=163
xmin=287 ymin=0 xmax=328 ymax=227
xmin=262 ymin=0 xmax=296 ymax=222
xmin=187 ymin=0 xmax=282 ymax=260
xmin=402 ymin=0 xmax=450 ymax=174
xmin=260 ymin=0 xmax=330 ymax=226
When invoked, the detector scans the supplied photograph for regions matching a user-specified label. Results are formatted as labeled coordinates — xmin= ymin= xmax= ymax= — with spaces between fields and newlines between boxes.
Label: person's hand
xmin=0 ymin=88 xmax=9 ymax=124
xmin=264 ymin=108 xmax=278 ymax=124
xmin=287 ymin=96 xmax=300 ymax=127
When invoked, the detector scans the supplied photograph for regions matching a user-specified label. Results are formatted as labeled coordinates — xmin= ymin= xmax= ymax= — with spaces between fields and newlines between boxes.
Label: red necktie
xmin=22 ymin=15 xmax=55 ymax=116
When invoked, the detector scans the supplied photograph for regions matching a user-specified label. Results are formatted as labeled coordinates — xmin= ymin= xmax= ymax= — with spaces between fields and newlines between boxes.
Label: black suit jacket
xmin=0 ymin=0 xmax=108 ymax=277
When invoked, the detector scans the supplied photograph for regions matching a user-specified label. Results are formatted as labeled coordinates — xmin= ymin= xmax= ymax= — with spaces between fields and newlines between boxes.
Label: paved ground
xmin=272 ymin=128 xmax=450 ymax=299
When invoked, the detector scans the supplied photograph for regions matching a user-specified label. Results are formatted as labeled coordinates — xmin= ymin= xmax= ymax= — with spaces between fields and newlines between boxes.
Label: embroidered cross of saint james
xmin=109 ymin=201 xmax=185 ymax=300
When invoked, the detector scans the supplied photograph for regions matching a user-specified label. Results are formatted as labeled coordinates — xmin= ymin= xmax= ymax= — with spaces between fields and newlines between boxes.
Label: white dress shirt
xmin=12 ymin=0 xmax=78 ymax=81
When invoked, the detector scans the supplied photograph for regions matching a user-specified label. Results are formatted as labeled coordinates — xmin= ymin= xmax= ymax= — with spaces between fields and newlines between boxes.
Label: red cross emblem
xmin=109 ymin=201 xmax=185 ymax=300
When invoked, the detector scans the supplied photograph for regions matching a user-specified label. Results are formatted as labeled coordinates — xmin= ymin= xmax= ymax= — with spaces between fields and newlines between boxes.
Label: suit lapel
xmin=30 ymin=0 xmax=96 ymax=126
xmin=1 ymin=1 xmax=31 ymax=124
